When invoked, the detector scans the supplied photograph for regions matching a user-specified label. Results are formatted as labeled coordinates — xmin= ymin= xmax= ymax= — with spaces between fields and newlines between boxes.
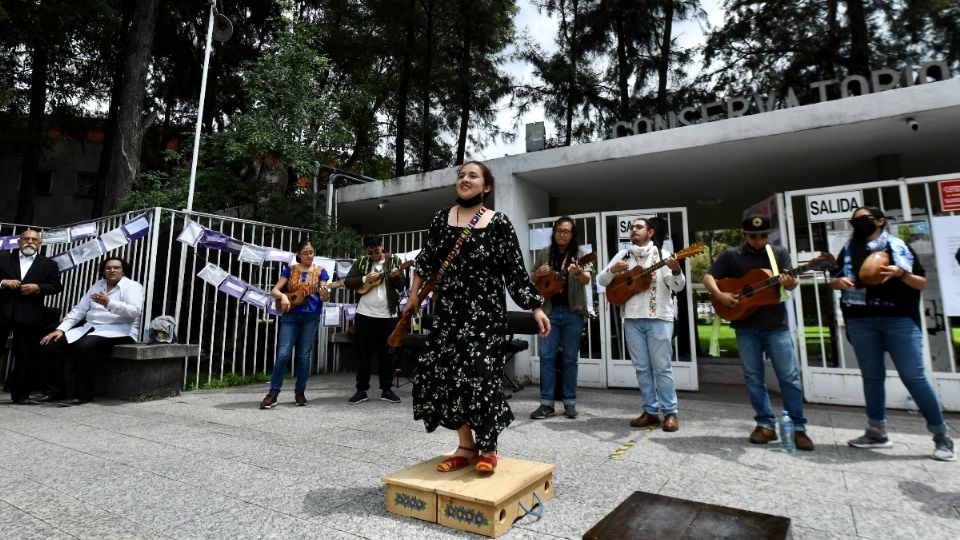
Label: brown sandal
xmin=437 ymin=445 xmax=477 ymax=472
xmin=475 ymin=453 xmax=498 ymax=473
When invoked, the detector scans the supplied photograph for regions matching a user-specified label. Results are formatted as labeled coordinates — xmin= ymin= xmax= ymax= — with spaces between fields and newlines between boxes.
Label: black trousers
xmin=57 ymin=334 xmax=135 ymax=401
xmin=6 ymin=324 xmax=52 ymax=400
xmin=354 ymin=313 xmax=396 ymax=392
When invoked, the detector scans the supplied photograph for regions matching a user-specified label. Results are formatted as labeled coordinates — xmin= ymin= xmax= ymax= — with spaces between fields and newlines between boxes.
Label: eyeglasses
xmin=104 ymin=267 xmax=123 ymax=272
xmin=630 ymin=225 xmax=648 ymax=231
xmin=554 ymin=229 xmax=573 ymax=236
xmin=746 ymin=232 xmax=769 ymax=239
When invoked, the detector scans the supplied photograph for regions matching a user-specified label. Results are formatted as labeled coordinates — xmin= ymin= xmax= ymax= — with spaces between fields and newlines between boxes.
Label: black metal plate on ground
xmin=583 ymin=491 xmax=791 ymax=540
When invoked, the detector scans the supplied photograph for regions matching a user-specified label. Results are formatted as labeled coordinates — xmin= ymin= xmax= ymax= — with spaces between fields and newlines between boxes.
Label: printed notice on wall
xmin=931 ymin=215 xmax=960 ymax=316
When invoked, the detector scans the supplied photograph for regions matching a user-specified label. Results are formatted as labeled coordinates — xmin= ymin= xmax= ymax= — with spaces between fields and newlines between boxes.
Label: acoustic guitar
xmin=353 ymin=259 xmax=414 ymax=295
xmin=604 ymin=243 xmax=704 ymax=306
xmin=534 ymin=252 xmax=598 ymax=298
xmin=711 ymin=252 xmax=835 ymax=321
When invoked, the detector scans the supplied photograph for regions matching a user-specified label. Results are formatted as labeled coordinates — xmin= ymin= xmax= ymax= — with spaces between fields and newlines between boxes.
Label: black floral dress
xmin=413 ymin=209 xmax=543 ymax=452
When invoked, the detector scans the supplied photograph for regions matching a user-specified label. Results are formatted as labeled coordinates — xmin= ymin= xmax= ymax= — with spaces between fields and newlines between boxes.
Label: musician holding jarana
xmin=597 ymin=217 xmax=684 ymax=432
xmin=703 ymin=215 xmax=813 ymax=450
xmin=529 ymin=217 xmax=594 ymax=420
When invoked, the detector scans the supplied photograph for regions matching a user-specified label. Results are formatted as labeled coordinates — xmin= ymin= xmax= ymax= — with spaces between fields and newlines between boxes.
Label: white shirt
xmin=355 ymin=260 xmax=392 ymax=318
xmin=57 ymin=277 xmax=145 ymax=343
xmin=19 ymin=252 xmax=36 ymax=278
xmin=598 ymin=242 xmax=686 ymax=321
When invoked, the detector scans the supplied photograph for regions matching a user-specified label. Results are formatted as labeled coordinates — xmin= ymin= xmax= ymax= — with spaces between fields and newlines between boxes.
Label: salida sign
xmin=806 ymin=190 xmax=863 ymax=223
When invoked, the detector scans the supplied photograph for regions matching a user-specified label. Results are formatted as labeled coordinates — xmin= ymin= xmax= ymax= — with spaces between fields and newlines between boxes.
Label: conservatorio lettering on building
xmin=611 ymin=60 xmax=955 ymax=138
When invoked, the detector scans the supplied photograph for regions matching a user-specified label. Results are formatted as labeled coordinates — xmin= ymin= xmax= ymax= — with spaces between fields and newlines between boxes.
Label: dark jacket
xmin=343 ymin=253 xmax=407 ymax=314
xmin=0 ymin=251 xmax=63 ymax=325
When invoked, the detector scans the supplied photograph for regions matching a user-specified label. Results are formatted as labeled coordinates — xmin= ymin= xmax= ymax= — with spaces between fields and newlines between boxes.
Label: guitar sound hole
xmin=742 ymin=286 xmax=754 ymax=297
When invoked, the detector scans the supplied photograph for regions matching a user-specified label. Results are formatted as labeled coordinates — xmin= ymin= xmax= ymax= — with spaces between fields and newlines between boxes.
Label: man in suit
xmin=0 ymin=229 xmax=63 ymax=403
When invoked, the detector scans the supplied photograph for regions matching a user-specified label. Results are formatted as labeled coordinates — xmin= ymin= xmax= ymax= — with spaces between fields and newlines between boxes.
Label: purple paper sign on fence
xmin=218 ymin=275 xmax=248 ymax=299
xmin=122 ymin=214 xmax=151 ymax=241
xmin=50 ymin=252 xmax=75 ymax=272
xmin=0 ymin=236 xmax=18 ymax=250
xmin=199 ymin=230 xmax=244 ymax=254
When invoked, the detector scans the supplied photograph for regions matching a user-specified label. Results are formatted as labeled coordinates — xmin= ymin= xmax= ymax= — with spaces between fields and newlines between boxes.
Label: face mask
xmin=20 ymin=245 xmax=37 ymax=256
xmin=456 ymin=194 xmax=484 ymax=207
xmin=851 ymin=217 xmax=878 ymax=240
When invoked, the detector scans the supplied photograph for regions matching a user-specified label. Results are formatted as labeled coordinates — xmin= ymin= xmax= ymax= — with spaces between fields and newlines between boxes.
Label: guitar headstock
xmin=327 ymin=280 xmax=346 ymax=290
xmin=803 ymin=252 xmax=837 ymax=271
xmin=674 ymin=243 xmax=705 ymax=260
xmin=579 ymin=252 xmax=598 ymax=266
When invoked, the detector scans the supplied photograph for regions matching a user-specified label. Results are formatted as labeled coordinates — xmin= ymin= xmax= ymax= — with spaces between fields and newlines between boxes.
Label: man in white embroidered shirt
xmin=597 ymin=217 xmax=685 ymax=432
xmin=40 ymin=257 xmax=144 ymax=405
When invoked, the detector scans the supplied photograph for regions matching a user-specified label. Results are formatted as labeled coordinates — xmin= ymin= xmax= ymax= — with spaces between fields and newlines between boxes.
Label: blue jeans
xmin=735 ymin=328 xmax=807 ymax=431
xmin=845 ymin=317 xmax=948 ymax=434
xmin=538 ymin=306 xmax=584 ymax=405
xmin=623 ymin=318 xmax=678 ymax=416
xmin=270 ymin=311 xmax=322 ymax=395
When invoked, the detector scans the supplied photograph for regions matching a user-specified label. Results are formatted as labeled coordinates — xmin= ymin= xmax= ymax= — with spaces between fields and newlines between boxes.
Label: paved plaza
xmin=1 ymin=373 xmax=958 ymax=539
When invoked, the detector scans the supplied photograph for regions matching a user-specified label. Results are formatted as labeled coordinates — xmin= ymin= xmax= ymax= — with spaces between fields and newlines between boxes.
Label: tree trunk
xmin=419 ymin=0 xmax=435 ymax=171
xmin=103 ymin=0 xmax=159 ymax=214
xmin=563 ymin=0 xmax=578 ymax=146
xmin=616 ymin=13 xmax=629 ymax=120
xmin=455 ymin=0 xmax=474 ymax=165
xmin=15 ymin=48 xmax=49 ymax=225
xmin=395 ymin=0 xmax=416 ymax=177
xmin=845 ymin=0 xmax=870 ymax=76
xmin=656 ymin=0 xmax=673 ymax=116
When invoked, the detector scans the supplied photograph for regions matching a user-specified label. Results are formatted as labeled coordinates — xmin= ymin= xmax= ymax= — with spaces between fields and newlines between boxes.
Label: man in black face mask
xmin=704 ymin=215 xmax=813 ymax=451
xmin=0 ymin=229 xmax=63 ymax=403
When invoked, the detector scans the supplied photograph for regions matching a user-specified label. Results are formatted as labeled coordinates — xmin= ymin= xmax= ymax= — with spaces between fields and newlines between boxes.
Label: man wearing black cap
xmin=598 ymin=217 xmax=685 ymax=432
xmin=703 ymin=215 xmax=814 ymax=451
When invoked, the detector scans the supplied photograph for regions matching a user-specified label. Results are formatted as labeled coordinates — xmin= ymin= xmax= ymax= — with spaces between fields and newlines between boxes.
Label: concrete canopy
xmin=337 ymin=77 xmax=960 ymax=235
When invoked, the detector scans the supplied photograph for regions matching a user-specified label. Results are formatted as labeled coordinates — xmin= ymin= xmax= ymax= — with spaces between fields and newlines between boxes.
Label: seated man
xmin=40 ymin=257 xmax=144 ymax=405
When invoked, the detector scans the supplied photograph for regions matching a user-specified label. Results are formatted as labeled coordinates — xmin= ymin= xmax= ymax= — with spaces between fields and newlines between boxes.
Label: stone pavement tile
xmin=657 ymin=471 xmax=759 ymax=510
xmin=555 ymin=466 xmax=671 ymax=509
xmin=309 ymin=493 xmax=478 ymax=539
xmin=169 ymin=501 xmax=362 ymax=540
xmin=828 ymin=446 xmax=937 ymax=480
xmin=730 ymin=497 xmax=858 ymax=537
xmin=0 ymin=479 xmax=171 ymax=540
xmin=35 ymin=403 xmax=162 ymax=431
xmin=841 ymin=472 xmax=960 ymax=518
xmin=852 ymin=504 xmax=960 ymax=539
xmin=0 ymin=464 xmax=27 ymax=489
xmin=0 ymin=500 xmax=73 ymax=540
xmin=510 ymin=495 xmax=612 ymax=539
xmin=791 ymin=525 xmax=860 ymax=539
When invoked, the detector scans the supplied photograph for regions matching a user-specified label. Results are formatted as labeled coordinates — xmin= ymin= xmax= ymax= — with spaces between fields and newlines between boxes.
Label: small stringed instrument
xmin=711 ymin=252 xmax=836 ymax=321
xmin=353 ymin=259 xmax=414 ymax=295
xmin=858 ymin=251 xmax=890 ymax=286
xmin=534 ymin=252 xmax=598 ymax=298
xmin=387 ymin=279 xmax=436 ymax=348
xmin=275 ymin=282 xmax=334 ymax=312
xmin=605 ymin=243 xmax=704 ymax=306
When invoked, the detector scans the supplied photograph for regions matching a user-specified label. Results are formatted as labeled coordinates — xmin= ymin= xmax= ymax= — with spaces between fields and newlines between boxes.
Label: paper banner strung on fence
xmin=238 ymin=245 xmax=267 ymax=265
xmin=196 ymin=261 xmax=283 ymax=316
xmin=69 ymin=222 xmax=98 ymax=242
xmin=0 ymin=236 xmax=19 ymax=250
xmin=264 ymin=248 xmax=295 ymax=265
xmin=69 ymin=238 xmax=105 ymax=266
xmin=122 ymin=214 xmax=150 ymax=241
xmin=99 ymin=227 xmax=130 ymax=252
xmin=324 ymin=303 xmax=343 ymax=327
xmin=50 ymin=252 xmax=75 ymax=272
xmin=197 ymin=263 xmax=230 ymax=287
xmin=40 ymin=228 xmax=71 ymax=245
xmin=218 ymin=275 xmax=248 ymax=299
xmin=176 ymin=220 xmax=205 ymax=247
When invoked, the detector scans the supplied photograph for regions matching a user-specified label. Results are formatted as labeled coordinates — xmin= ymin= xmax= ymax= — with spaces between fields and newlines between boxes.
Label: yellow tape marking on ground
xmin=609 ymin=426 xmax=658 ymax=459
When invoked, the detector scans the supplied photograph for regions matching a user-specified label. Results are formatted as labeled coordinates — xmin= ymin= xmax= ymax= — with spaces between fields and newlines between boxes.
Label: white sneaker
xmin=932 ymin=434 xmax=956 ymax=462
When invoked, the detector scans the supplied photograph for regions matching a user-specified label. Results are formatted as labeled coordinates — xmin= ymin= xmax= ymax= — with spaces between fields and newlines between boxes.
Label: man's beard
xmin=20 ymin=246 xmax=37 ymax=256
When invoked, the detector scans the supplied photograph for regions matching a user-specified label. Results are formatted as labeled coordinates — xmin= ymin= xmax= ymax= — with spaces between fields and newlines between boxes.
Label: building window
xmin=76 ymin=172 xmax=99 ymax=197
xmin=33 ymin=170 xmax=53 ymax=194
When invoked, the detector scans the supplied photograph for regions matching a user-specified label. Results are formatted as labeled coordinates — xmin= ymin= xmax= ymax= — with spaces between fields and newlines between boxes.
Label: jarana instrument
xmin=275 ymin=282 xmax=332 ymax=312
xmin=604 ymin=243 xmax=704 ymax=306
xmin=711 ymin=252 xmax=835 ymax=321
xmin=387 ymin=279 xmax=436 ymax=348
xmin=535 ymin=252 xmax=598 ymax=298
xmin=354 ymin=259 xmax=414 ymax=295
xmin=858 ymin=251 xmax=890 ymax=286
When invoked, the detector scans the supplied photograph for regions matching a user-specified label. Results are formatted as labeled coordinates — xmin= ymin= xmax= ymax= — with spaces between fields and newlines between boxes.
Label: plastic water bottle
xmin=779 ymin=410 xmax=796 ymax=454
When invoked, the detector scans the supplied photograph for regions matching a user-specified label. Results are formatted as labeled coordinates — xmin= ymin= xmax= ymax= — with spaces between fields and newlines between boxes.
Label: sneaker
xmin=794 ymin=431 xmax=815 ymax=451
xmin=348 ymin=390 xmax=368 ymax=404
xmin=381 ymin=389 xmax=401 ymax=403
xmin=563 ymin=404 xmax=579 ymax=419
xmin=749 ymin=426 xmax=778 ymax=444
xmin=529 ymin=405 xmax=555 ymax=420
xmin=848 ymin=429 xmax=893 ymax=449
xmin=932 ymin=434 xmax=956 ymax=462
xmin=295 ymin=393 xmax=307 ymax=406
xmin=259 ymin=393 xmax=277 ymax=410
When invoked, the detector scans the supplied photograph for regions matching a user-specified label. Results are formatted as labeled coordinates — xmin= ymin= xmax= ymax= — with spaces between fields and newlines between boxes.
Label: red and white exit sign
xmin=940 ymin=179 xmax=960 ymax=212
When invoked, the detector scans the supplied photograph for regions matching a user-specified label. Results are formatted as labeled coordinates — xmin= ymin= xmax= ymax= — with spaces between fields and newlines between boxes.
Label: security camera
xmin=906 ymin=118 xmax=919 ymax=132
xmin=377 ymin=203 xmax=385 ymax=210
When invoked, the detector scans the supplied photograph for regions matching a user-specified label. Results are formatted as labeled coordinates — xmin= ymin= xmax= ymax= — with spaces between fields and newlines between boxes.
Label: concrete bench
xmin=94 ymin=344 xmax=200 ymax=401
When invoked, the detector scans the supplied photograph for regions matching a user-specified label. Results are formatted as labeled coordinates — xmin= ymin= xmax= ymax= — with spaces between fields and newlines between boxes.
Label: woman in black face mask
xmin=831 ymin=206 xmax=954 ymax=461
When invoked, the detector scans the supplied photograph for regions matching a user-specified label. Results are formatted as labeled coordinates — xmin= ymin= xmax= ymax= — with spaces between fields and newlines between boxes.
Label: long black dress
xmin=413 ymin=208 xmax=543 ymax=452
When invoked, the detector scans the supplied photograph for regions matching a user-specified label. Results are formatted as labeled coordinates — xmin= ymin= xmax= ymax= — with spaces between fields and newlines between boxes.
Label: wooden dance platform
xmin=382 ymin=455 xmax=555 ymax=538
xmin=583 ymin=491 xmax=792 ymax=539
